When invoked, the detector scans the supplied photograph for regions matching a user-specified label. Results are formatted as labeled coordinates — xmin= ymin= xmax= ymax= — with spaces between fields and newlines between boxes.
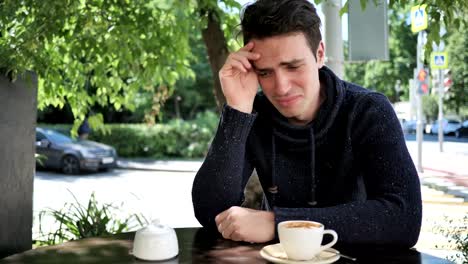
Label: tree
xmin=422 ymin=94 xmax=438 ymax=121
xmin=342 ymin=0 xmax=468 ymax=58
xmin=162 ymin=33 xmax=218 ymax=120
xmin=445 ymin=13 xmax=468 ymax=116
xmin=344 ymin=4 xmax=417 ymax=102
xmin=1 ymin=0 xmax=197 ymax=131
xmin=197 ymin=0 xmax=243 ymax=110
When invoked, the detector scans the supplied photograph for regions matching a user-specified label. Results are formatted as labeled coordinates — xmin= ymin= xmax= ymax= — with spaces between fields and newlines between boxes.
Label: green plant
xmin=34 ymin=191 xmax=147 ymax=247
xmin=34 ymin=153 xmax=47 ymax=166
xmin=433 ymin=215 xmax=468 ymax=264
xmin=39 ymin=110 xmax=219 ymax=159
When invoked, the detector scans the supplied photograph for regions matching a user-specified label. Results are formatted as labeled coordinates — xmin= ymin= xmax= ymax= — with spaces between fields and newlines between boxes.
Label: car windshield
xmin=447 ymin=120 xmax=459 ymax=124
xmin=43 ymin=130 xmax=74 ymax=144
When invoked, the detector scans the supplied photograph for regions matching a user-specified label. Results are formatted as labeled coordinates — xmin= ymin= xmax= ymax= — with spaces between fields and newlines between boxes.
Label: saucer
xmin=260 ymin=243 xmax=340 ymax=264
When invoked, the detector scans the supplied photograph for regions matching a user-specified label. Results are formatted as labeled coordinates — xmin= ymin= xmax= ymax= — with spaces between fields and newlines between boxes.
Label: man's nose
xmin=274 ymin=73 xmax=291 ymax=96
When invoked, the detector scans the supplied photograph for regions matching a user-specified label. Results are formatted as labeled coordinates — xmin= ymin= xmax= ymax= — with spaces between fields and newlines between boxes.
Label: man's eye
xmin=257 ymin=71 xmax=271 ymax=77
xmin=287 ymin=65 xmax=300 ymax=70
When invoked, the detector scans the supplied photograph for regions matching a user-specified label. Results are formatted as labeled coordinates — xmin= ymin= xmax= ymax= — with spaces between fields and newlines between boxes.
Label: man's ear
xmin=316 ymin=41 xmax=325 ymax=68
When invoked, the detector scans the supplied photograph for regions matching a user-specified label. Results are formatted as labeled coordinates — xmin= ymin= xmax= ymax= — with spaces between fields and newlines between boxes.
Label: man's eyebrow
xmin=253 ymin=59 xmax=304 ymax=71
xmin=279 ymin=59 xmax=304 ymax=66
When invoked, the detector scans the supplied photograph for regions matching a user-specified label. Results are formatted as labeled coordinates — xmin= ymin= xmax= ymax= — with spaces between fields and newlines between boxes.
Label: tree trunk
xmin=201 ymin=10 xmax=229 ymax=111
xmin=0 ymin=72 xmax=37 ymax=258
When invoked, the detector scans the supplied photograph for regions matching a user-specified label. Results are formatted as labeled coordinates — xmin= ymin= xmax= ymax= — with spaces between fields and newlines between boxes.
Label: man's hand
xmin=215 ymin=206 xmax=275 ymax=243
xmin=219 ymin=42 xmax=261 ymax=114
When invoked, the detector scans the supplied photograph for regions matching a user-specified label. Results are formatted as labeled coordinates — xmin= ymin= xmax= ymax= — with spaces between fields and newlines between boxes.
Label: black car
xmin=455 ymin=120 xmax=468 ymax=138
xmin=36 ymin=127 xmax=117 ymax=174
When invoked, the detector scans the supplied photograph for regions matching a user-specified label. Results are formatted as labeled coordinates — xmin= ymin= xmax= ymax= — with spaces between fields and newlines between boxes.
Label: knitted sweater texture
xmin=192 ymin=66 xmax=422 ymax=246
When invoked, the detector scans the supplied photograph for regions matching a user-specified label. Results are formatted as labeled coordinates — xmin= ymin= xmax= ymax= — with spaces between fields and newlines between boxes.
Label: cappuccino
xmin=284 ymin=221 xmax=321 ymax=229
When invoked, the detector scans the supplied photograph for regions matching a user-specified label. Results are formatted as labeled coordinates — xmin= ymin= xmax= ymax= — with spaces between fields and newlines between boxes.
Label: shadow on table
xmin=0 ymin=228 xmax=454 ymax=264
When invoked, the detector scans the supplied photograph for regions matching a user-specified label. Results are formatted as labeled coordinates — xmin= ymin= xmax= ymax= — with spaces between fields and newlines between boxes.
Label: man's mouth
xmin=276 ymin=95 xmax=301 ymax=107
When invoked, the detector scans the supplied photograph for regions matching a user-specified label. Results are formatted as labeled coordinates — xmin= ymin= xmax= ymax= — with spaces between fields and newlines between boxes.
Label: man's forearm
xmin=192 ymin=105 xmax=257 ymax=228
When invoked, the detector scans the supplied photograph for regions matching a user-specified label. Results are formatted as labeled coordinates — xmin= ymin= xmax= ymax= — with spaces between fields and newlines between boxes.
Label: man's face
xmin=251 ymin=33 xmax=325 ymax=125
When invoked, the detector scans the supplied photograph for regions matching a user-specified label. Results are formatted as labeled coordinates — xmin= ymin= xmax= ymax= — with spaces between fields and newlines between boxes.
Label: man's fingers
xmin=221 ymin=221 xmax=237 ymax=239
xmin=229 ymin=53 xmax=259 ymax=70
xmin=215 ymin=209 xmax=229 ymax=227
xmin=230 ymin=230 xmax=244 ymax=241
xmin=239 ymin=41 xmax=255 ymax=51
xmin=233 ymin=51 xmax=261 ymax=61
xmin=228 ymin=60 xmax=248 ymax=73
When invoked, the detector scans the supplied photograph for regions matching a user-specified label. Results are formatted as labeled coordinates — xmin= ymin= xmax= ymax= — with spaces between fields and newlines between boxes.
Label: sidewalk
xmin=117 ymin=141 xmax=468 ymax=200
xmin=117 ymin=158 xmax=202 ymax=172
xmin=406 ymin=141 xmax=468 ymax=201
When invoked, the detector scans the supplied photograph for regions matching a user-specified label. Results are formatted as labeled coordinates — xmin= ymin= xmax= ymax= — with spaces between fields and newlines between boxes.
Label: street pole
xmin=323 ymin=0 xmax=344 ymax=78
xmin=438 ymin=69 xmax=444 ymax=152
xmin=416 ymin=31 xmax=424 ymax=172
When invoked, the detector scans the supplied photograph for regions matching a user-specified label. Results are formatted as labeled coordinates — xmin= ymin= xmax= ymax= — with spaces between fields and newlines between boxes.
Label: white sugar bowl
xmin=132 ymin=220 xmax=179 ymax=261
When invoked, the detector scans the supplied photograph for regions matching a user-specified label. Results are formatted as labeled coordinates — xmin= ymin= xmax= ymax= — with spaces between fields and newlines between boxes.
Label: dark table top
xmin=1 ymin=228 xmax=454 ymax=264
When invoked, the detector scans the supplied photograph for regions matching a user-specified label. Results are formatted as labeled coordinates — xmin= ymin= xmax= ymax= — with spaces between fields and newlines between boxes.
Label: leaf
xmin=359 ymin=0 xmax=367 ymax=10
xmin=340 ymin=1 xmax=349 ymax=16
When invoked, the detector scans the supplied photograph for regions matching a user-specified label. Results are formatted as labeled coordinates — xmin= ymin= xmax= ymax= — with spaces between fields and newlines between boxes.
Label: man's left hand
xmin=215 ymin=206 xmax=275 ymax=243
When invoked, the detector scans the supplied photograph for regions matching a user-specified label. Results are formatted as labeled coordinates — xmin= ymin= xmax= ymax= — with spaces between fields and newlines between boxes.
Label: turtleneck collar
xmin=258 ymin=66 xmax=345 ymax=208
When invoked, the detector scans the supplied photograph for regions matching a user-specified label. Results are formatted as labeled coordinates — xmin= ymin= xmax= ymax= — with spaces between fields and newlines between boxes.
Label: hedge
xmin=39 ymin=111 xmax=219 ymax=159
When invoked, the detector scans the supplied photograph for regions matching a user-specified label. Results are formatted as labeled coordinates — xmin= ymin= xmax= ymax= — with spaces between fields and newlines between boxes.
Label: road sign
xmin=430 ymin=52 xmax=449 ymax=69
xmin=411 ymin=5 xmax=428 ymax=33
xmin=417 ymin=68 xmax=429 ymax=94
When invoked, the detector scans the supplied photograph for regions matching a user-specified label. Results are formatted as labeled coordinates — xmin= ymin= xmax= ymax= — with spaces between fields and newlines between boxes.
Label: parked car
xmin=429 ymin=119 xmax=461 ymax=135
xmin=400 ymin=119 xmax=428 ymax=134
xmin=455 ymin=120 xmax=468 ymax=138
xmin=35 ymin=127 xmax=117 ymax=174
xmin=401 ymin=120 xmax=417 ymax=134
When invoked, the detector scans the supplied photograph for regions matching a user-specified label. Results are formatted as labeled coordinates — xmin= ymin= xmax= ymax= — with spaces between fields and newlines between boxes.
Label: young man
xmin=192 ymin=0 xmax=422 ymax=246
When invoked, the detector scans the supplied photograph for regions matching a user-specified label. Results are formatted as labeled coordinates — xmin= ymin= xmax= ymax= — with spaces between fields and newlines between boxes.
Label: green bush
xmin=34 ymin=191 xmax=147 ymax=247
xmin=39 ymin=110 xmax=219 ymax=159
xmin=433 ymin=215 xmax=468 ymax=263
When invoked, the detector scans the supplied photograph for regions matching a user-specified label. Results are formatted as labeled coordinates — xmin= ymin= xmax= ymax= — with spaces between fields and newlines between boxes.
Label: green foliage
xmin=433 ymin=215 xmax=468 ymax=264
xmin=198 ymin=0 xmax=242 ymax=49
xmin=162 ymin=33 xmax=217 ymax=120
xmin=1 ymin=0 xmax=197 ymax=128
xmin=445 ymin=13 xmax=468 ymax=116
xmin=34 ymin=191 xmax=147 ymax=247
xmin=34 ymin=153 xmax=47 ymax=166
xmin=40 ymin=110 xmax=219 ymax=158
xmin=405 ymin=0 xmax=468 ymax=59
xmin=344 ymin=4 xmax=417 ymax=102
xmin=345 ymin=0 xmax=468 ymax=60
xmin=2 ymin=0 xmax=465 ymax=125
xmin=92 ymin=111 xmax=218 ymax=158
xmin=422 ymin=94 xmax=438 ymax=121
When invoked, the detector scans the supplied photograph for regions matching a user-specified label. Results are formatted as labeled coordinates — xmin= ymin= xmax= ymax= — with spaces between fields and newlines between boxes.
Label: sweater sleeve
xmin=192 ymin=104 xmax=257 ymax=231
xmin=274 ymin=93 xmax=422 ymax=247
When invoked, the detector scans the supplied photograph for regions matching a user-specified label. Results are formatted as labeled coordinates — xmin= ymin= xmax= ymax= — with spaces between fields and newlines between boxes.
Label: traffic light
xmin=444 ymin=70 xmax=452 ymax=93
xmin=417 ymin=68 xmax=429 ymax=94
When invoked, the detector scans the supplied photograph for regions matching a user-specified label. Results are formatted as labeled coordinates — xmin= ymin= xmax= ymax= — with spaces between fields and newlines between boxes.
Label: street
xmin=34 ymin=169 xmax=201 ymax=236
xmin=405 ymin=133 xmax=468 ymax=144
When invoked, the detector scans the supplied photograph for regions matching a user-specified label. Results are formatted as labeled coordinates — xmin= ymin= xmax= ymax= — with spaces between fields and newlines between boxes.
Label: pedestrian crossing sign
xmin=430 ymin=52 xmax=449 ymax=69
xmin=411 ymin=5 xmax=428 ymax=33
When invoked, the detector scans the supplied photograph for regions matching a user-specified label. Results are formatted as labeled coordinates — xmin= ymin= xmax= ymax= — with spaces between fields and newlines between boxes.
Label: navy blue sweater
xmin=192 ymin=67 xmax=422 ymax=246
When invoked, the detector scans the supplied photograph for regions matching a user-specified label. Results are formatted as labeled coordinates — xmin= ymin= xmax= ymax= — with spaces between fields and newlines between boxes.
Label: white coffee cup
xmin=278 ymin=220 xmax=338 ymax=261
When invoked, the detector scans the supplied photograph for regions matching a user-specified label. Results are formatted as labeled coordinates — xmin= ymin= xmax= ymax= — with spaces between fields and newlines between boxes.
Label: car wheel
xmin=61 ymin=155 xmax=80 ymax=175
xmin=455 ymin=131 xmax=460 ymax=138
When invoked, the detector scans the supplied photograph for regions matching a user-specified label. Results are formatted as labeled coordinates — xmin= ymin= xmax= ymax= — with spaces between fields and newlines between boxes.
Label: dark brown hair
xmin=241 ymin=0 xmax=322 ymax=59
